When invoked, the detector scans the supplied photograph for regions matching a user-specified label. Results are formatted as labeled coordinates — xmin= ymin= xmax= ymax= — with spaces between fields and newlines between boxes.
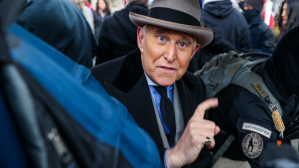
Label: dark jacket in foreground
xmin=96 ymin=2 xmax=149 ymax=65
xmin=208 ymin=63 xmax=299 ymax=168
xmin=207 ymin=26 xmax=299 ymax=167
xmin=91 ymin=49 xmax=213 ymax=168
xmin=17 ymin=0 xmax=97 ymax=68
xmin=6 ymin=24 xmax=162 ymax=168
xmin=248 ymin=17 xmax=275 ymax=54
xmin=201 ymin=1 xmax=251 ymax=53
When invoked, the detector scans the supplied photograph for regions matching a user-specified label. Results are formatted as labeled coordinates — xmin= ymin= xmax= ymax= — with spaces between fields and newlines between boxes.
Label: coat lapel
xmin=103 ymin=49 xmax=165 ymax=151
xmin=104 ymin=74 xmax=166 ymax=150
xmin=173 ymin=82 xmax=185 ymax=144
xmin=176 ymin=73 xmax=202 ymax=124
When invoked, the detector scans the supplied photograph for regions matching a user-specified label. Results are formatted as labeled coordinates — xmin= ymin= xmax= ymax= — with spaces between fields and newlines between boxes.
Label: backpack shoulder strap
xmin=213 ymin=134 xmax=235 ymax=165
xmin=198 ymin=51 xmax=248 ymax=98
xmin=231 ymin=62 xmax=283 ymax=117
xmin=208 ymin=51 xmax=238 ymax=86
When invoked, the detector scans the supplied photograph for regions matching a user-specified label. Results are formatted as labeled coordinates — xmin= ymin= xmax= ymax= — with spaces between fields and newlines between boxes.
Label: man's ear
xmin=190 ymin=43 xmax=201 ymax=60
xmin=137 ymin=27 xmax=145 ymax=53
xmin=123 ymin=0 xmax=127 ymax=6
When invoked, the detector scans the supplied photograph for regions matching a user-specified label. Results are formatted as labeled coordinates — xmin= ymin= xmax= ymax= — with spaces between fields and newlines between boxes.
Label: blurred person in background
xmin=95 ymin=0 xmax=149 ymax=65
xmin=238 ymin=0 xmax=245 ymax=11
xmin=230 ymin=0 xmax=242 ymax=12
xmin=17 ymin=0 xmax=97 ymax=68
xmin=244 ymin=0 xmax=275 ymax=54
xmin=188 ymin=0 xmax=248 ymax=73
xmin=276 ymin=0 xmax=299 ymax=42
xmin=70 ymin=0 xmax=95 ymax=33
xmin=107 ymin=0 xmax=125 ymax=13
xmin=188 ymin=28 xmax=239 ymax=72
xmin=94 ymin=0 xmax=111 ymax=41
xmin=82 ymin=0 xmax=94 ymax=13
xmin=201 ymin=0 xmax=251 ymax=53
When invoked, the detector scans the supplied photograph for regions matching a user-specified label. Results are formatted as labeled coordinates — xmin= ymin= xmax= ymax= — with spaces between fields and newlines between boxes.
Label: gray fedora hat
xmin=129 ymin=0 xmax=213 ymax=48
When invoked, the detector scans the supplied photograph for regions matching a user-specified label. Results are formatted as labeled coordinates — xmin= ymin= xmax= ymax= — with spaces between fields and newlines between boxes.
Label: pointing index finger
xmin=193 ymin=98 xmax=218 ymax=119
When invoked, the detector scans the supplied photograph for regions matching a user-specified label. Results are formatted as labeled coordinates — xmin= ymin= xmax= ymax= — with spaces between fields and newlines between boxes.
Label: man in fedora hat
xmin=91 ymin=0 xmax=219 ymax=167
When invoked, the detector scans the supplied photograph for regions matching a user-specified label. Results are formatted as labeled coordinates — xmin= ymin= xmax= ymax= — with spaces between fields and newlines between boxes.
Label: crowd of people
xmin=7 ymin=0 xmax=299 ymax=167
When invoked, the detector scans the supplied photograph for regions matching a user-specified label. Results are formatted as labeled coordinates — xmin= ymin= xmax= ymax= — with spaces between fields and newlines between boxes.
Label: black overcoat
xmin=91 ymin=49 xmax=213 ymax=168
xmin=95 ymin=5 xmax=149 ymax=65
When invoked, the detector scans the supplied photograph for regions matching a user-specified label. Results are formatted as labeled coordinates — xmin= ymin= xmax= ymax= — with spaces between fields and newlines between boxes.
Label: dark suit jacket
xmin=91 ymin=49 xmax=212 ymax=168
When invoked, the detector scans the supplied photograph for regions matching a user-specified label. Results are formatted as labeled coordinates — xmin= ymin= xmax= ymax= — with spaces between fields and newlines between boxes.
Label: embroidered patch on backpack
xmin=242 ymin=122 xmax=272 ymax=138
xmin=242 ymin=133 xmax=263 ymax=159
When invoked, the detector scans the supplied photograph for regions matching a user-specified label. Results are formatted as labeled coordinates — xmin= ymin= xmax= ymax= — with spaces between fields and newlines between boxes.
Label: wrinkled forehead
xmin=146 ymin=25 xmax=195 ymax=41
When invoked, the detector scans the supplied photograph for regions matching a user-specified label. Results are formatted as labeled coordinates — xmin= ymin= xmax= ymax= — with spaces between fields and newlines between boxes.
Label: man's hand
xmin=167 ymin=98 xmax=220 ymax=168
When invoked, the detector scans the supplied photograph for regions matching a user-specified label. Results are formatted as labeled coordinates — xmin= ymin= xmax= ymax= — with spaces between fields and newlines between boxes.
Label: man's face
xmin=137 ymin=25 xmax=200 ymax=86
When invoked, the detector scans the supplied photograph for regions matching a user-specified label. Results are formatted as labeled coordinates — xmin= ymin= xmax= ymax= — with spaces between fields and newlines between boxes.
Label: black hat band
xmin=148 ymin=7 xmax=201 ymax=27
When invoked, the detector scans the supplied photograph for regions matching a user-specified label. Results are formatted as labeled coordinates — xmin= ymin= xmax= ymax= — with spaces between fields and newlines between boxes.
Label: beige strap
xmin=209 ymin=57 xmax=215 ymax=70
xmin=227 ymin=60 xmax=246 ymax=78
xmin=252 ymin=81 xmax=268 ymax=99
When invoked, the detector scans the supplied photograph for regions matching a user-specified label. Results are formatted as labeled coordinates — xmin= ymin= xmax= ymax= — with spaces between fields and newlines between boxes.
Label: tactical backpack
xmin=195 ymin=51 xmax=286 ymax=164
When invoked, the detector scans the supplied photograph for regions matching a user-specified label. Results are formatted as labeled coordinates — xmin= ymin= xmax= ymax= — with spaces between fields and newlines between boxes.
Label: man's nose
xmin=164 ymin=43 xmax=177 ymax=62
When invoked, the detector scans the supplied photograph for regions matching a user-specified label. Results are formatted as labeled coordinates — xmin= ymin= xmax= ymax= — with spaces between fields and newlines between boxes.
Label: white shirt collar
xmin=144 ymin=73 xmax=174 ymax=90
